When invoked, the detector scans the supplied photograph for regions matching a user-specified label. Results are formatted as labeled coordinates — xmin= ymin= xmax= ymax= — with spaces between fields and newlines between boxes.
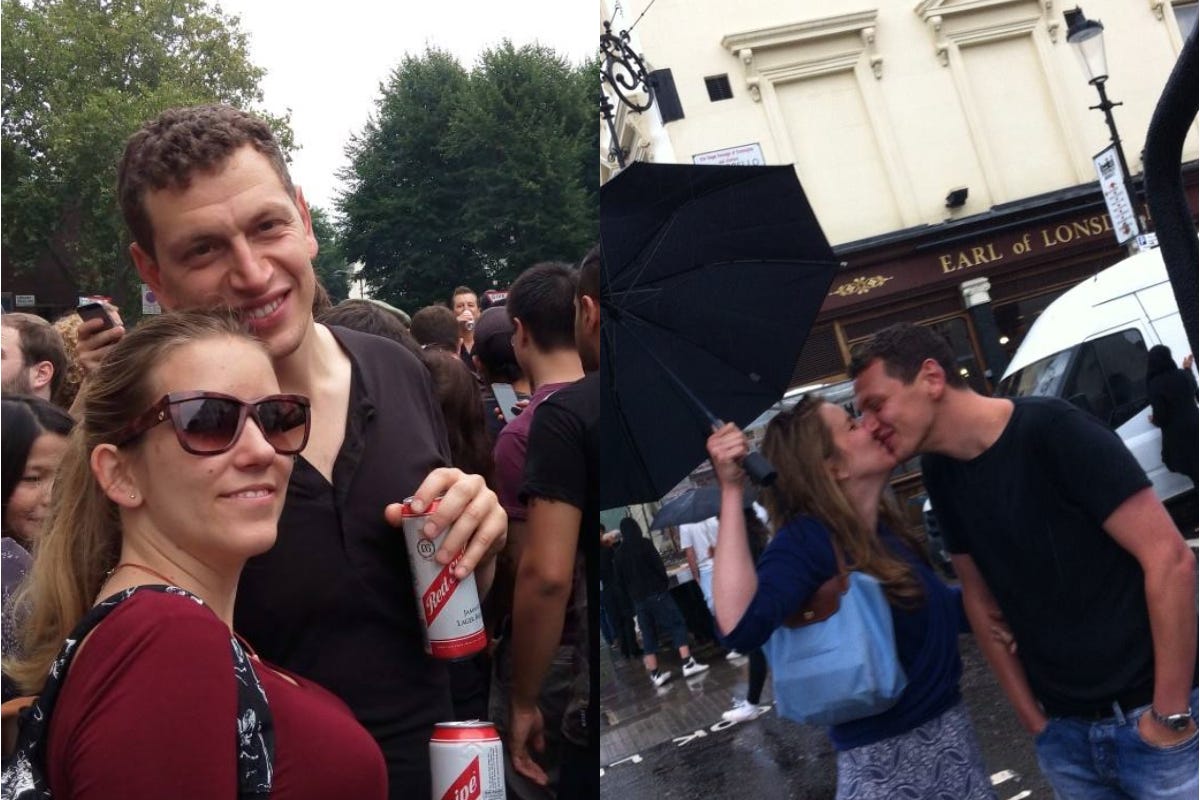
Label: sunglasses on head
xmin=115 ymin=391 xmax=311 ymax=456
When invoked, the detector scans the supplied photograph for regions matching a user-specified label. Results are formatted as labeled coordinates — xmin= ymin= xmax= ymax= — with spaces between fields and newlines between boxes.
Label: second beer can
xmin=401 ymin=497 xmax=487 ymax=660
xmin=430 ymin=721 xmax=506 ymax=800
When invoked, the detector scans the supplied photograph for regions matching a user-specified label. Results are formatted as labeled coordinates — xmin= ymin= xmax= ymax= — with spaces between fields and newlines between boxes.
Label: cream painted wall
xmin=604 ymin=0 xmax=1199 ymax=246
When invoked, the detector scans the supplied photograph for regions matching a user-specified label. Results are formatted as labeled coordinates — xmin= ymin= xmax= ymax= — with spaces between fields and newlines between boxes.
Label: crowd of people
xmin=0 ymin=103 xmax=598 ymax=800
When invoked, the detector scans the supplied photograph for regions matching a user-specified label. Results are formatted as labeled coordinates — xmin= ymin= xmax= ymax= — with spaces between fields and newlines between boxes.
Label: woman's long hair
xmin=423 ymin=349 xmax=495 ymax=488
xmin=760 ymin=395 xmax=926 ymax=606
xmin=6 ymin=311 xmax=259 ymax=694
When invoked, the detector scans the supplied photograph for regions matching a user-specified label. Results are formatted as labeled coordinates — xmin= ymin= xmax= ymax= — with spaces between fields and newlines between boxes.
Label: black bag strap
xmin=1 ymin=585 xmax=273 ymax=799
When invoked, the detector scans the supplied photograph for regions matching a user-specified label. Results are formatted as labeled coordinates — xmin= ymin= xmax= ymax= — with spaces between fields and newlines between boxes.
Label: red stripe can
xmin=401 ymin=497 xmax=487 ymax=660
xmin=430 ymin=721 xmax=506 ymax=800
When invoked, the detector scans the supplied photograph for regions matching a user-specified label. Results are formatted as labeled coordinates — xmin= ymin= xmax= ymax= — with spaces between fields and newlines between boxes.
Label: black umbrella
xmin=649 ymin=485 xmax=758 ymax=530
xmin=599 ymin=162 xmax=839 ymax=509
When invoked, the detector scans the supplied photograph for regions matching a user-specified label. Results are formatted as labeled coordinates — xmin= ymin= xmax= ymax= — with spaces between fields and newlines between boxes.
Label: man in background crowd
xmin=1 ymin=313 xmax=67 ymax=403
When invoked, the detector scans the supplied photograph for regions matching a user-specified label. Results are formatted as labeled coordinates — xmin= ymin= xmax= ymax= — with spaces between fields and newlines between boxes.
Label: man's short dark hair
xmin=118 ymin=104 xmax=295 ymax=257
xmin=410 ymin=305 xmax=459 ymax=352
xmin=506 ymin=262 xmax=577 ymax=352
xmin=2 ymin=313 xmax=67 ymax=399
xmin=577 ymin=244 xmax=600 ymax=302
xmin=848 ymin=323 xmax=967 ymax=388
xmin=451 ymin=286 xmax=477 ymax=304
xmin=318 ymin=299 xmax=418 ymax=353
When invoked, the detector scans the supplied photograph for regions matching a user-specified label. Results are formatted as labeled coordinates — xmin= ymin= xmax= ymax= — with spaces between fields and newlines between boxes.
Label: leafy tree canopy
xmin=2 ymin=0 xmax=292 ymax=320
xmin=309 ymin=204 xmax=350 ymax=304
xmin=338 ymin=42 xmax=596 ymax=313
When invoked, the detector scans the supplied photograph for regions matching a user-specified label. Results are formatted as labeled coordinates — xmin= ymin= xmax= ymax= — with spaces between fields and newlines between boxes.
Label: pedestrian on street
xmin=613 ymin=516 xmax=709 ymax=688
xmin=851 ymin=323 xmax=1198 ymax=800
xmin=721 ymin=506 xmax=772 ymax=724
xmin=1146 ymin=344 xmax=1198 ymax=487
xmin=708 ymin=396 xmax=997 ymax=800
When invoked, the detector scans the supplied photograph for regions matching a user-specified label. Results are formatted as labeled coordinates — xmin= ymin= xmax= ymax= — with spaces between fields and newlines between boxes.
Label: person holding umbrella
xmin=706 ymin=398 xmax=996 ymax=800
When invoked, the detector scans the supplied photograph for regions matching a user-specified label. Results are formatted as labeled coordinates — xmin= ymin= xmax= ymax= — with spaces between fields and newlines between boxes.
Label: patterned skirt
xmin=835 ymin=703 xmax=998 ymax=800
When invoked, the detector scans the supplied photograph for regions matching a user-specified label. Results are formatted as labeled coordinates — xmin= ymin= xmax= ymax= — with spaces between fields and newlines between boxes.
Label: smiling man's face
xmin=131 ymin=145 xmax=319 ymax=362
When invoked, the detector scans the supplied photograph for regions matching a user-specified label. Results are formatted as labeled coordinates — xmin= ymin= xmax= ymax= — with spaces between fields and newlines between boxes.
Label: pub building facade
xmin=602 ymin=0 xmax=1198 ymax=512
xmin=792 ymin=167 xmax=1200 ymax=393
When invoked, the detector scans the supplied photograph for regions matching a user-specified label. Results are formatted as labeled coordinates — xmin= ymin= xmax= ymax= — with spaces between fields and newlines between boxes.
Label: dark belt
xmin=1047 ymin=684 xmax=1155 ymax=721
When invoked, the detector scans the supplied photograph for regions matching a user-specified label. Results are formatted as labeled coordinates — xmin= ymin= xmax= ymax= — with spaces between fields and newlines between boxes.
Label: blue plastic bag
xmin=764 ymin=571 xmax=908 ymax=726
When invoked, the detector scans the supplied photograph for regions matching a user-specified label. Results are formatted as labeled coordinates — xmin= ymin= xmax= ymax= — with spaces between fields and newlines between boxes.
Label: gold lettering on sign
xmin=937 ymin=241 xmax=1004 ymax=273
xmin=1039 ymin=214 xmax=1111 ymax=248
xmin=829 ymin=275 xmax=894 ymax=297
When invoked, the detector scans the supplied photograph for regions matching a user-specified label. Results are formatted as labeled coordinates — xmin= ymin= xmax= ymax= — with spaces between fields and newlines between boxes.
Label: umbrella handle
xmin=743 ymin=451 xmax=777 ymax=487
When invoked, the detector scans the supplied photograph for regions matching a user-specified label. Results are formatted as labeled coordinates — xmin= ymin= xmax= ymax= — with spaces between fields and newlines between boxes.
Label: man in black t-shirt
xmin=509 ymin=246 xmax=600 ymax=800
xmin=850 ymin=323 xmax=1198 ymax=800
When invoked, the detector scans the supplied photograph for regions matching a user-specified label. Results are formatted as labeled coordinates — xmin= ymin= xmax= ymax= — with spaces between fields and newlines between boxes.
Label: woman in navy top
xmin=707 ymin=396 xmax=996 ymax=800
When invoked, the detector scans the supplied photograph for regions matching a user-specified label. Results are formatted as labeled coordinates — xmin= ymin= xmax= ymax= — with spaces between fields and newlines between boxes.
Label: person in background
xmin=411 ymin=304 xmax=461 ymax=354
xmin=488 ymin=262 xmax=583 ymax=798
xmin=1 ymin=314 xmax=67 ymax=403
xmin=508 ymin=247 xmax=601 ymax=798
xmin=2 ymin=396 xmax=75 ymax=552
xmin=472 ymin=307 xmax=531 ymax=441
xmin=77 ymin=103 xmax=506 ymax=798
xmin=452 ymin=285 xmax=480 ymax=369
xmin=2 ymin=396 xmax=75 ymax=704
xmin=53 ymin=303 xmax=122 ymax=412
xmin=1146 ymin=343 xmax=1198 ymax=487
xmin=614 ymin=516 xmax=710 ymax=689
xmin=708 ymin=397 xmax=996 ymax=799
xmin=6 ymin=311 xmax=386 ymax=798
xmin=721 ymin=506 xmax=773 ymax=724
xmin=851 ymin=322 xmax=1197 ymax=799
xmin=318 ymin=299 xmax=414 ymax=342
xmin=599 ymin=529 xmax=640 ymax=661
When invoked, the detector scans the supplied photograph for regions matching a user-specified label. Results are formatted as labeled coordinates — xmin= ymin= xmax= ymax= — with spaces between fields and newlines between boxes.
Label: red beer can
xmin=430 ymin=721 xmax=506 ymax=800
xmin=401 ymin=497 xmax=487 ymax=660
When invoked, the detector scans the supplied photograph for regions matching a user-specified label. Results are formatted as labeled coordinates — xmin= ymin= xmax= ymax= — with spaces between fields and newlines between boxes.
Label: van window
xmin=998 ymin=329 xmax=1149 ymax=429
xmin=1064 ymin=329 xmax=1148 ymax=428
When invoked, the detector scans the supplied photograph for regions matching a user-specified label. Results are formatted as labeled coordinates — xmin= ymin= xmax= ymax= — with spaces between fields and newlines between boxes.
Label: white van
xmin=997 ymin=246 xmax=1197 ymax=504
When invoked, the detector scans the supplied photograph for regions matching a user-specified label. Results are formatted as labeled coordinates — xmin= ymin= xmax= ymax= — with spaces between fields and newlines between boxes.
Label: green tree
xmin=2 ymin=0 xmax=291 ymax=319
xmin=309 ymin=205 xmax=350 ymax=304
xmin=339 ymin=48 xmax=475 ymax=313
xmin=338 ymin=42 xmax=596 ymax=311
xmin=444 ymin=42 xmax=596 ymax=284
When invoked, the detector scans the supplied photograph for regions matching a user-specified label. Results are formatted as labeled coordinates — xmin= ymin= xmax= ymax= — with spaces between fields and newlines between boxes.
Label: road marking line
xmin=991 ymin=770 xmax=1017 ymax=785
xmin=1006 ymin=791 xmax=1032 ymax=800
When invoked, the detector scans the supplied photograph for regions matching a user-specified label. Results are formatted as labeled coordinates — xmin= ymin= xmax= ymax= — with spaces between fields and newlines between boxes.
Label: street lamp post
xmin=1063 ymin=6 xmax=1144 ymax=239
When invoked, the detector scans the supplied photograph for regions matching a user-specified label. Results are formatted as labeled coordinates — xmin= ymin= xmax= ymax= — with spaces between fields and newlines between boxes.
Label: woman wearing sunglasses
xmin=706 ymin=397 xmax=995 ymax=800
xmin=6 ymin=311 xmax=386 ymax=799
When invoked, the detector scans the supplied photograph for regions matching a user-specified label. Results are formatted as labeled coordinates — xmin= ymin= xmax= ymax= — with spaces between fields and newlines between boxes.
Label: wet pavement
xmin=600 ymin=635 xmax=1052 ymax=799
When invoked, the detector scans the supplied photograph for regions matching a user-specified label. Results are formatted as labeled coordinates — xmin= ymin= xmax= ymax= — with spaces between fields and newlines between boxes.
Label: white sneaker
xmin=725 ymin=650 xmax=743 ymax=661
xmin=722 ymin=698 xmax=761 ymax=723
xmin=651 ymin=670 xmax=673 ymax=687
xmin=681 ymin=658 xmax=709 ymax=678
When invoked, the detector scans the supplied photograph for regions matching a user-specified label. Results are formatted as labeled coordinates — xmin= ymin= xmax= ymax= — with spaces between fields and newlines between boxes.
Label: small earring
xmin=129 ymin=493 xmax=136 ymax=499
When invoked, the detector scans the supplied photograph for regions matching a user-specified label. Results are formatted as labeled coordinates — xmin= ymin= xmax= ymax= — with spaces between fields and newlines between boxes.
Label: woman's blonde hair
xmin=6 ymin=310 xmax=261 ymax=694
xmin=760 ymin=395 xmax=926 ymax=606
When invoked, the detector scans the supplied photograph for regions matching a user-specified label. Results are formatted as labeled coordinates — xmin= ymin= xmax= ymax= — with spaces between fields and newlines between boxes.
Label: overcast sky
xmin=211 ymin=1 xmax=596 ymax=215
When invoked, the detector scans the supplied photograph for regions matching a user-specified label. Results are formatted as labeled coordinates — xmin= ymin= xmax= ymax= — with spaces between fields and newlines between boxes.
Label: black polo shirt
xmin=234 ymin=325 xmax=452 ymax=799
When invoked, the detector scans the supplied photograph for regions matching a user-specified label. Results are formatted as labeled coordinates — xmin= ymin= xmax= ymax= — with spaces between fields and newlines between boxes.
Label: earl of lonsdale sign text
xmin=824 ymin=210 xmax=1123 ymax=309
xmin=937 ymin=212 xmax=1115 ymax=274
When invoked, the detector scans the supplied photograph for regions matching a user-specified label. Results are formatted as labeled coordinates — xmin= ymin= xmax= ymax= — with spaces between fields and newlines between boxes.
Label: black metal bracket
xmin=601 ymin=20 xmax=655 ymax=168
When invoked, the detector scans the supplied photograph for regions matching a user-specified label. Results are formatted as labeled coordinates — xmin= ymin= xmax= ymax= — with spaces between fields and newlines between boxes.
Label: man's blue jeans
xmin=1034 ymin=688 xmax=1199 ymax=799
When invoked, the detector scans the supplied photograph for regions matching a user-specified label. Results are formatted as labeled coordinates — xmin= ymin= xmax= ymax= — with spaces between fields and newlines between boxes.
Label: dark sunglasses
xmin=114 ymin=391 xmax=311 ymax=456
